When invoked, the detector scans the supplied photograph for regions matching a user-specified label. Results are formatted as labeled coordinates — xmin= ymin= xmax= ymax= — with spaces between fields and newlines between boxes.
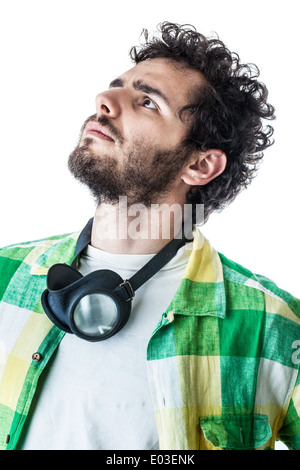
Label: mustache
xmin=80 ymin=114 xmax=124 ymax=144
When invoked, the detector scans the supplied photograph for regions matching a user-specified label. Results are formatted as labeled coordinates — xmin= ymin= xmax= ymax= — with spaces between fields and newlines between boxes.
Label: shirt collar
xmin=30 ymin=232 xmax=79 ymax=275
xmin=170 ymin=227 xmax=226 ymax=319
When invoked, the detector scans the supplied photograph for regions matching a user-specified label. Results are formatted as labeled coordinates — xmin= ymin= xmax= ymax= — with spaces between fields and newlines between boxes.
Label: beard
xmin=68 ymin=115 xmax=191 ymax=207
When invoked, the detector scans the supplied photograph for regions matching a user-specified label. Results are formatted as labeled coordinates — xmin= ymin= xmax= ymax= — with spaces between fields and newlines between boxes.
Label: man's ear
xmin=180 ymin=149 xmax=227 ymax=186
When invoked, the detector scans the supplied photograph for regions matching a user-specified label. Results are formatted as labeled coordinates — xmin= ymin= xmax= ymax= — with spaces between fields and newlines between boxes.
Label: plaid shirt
xmin=0 ymin=226 xmax=299 ymax=450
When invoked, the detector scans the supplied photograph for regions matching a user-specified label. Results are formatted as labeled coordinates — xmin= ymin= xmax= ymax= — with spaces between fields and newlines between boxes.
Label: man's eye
xmin=142 ymin=98 xmax=157 ymax=110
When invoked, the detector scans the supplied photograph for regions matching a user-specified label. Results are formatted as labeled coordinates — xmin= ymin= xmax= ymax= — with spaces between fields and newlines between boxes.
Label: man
xmin=0 ymin=22 xmax=299 ymax=451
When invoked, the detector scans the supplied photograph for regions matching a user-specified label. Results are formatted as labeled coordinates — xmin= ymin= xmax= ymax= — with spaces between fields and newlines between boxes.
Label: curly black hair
xmin=130 ymin=22 xmax=276 ymax=223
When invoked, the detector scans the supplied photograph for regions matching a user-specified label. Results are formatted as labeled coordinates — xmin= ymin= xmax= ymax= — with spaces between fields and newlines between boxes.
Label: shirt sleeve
xmin=277 ymin=366 xmax=300 ymax=450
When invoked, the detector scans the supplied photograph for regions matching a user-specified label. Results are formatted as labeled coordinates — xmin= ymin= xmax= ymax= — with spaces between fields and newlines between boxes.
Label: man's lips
xmin=85 ymin=122 xmax=114 ymax=141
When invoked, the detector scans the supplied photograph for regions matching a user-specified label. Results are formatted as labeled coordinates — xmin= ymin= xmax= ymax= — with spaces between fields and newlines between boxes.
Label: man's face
xmin=68 ymin=58 xmax=204 ymax=206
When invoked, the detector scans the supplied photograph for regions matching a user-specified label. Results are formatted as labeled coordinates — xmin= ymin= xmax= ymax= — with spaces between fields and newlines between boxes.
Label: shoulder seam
xmin=220 ymin=255 xmax=300 ymax=319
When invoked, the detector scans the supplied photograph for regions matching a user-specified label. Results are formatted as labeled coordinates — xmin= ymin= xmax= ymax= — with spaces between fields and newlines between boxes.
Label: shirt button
xmin=167 ymin=311 xmax=174 ymax=322
xmin=32 ymin=352 xmax=42 ymax=362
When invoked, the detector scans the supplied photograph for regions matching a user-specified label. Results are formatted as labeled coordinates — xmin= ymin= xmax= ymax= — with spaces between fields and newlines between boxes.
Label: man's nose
xmin=95 ymin=90 xmax=122 ymax=119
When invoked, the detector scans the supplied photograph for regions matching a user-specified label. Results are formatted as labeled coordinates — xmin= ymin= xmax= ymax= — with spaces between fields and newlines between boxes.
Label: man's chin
xmin=81 ymin=136 xmax=94 ymax=146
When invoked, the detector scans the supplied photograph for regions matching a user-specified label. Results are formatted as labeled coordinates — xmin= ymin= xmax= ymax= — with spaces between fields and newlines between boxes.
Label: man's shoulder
xmin=0 ymin=230 xmax=80 ymax=305
xmin=0 ymin=230 xmax=79 ymax=278
xmin=0 ymin=231 xmax=77 ymax=261
xmin=218 ymin=251 xmax=300 ymax=321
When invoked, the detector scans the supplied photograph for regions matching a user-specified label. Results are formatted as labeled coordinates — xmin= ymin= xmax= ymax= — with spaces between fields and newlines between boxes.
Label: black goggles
xmin=41 ymin=218 xmax=193 ymax=342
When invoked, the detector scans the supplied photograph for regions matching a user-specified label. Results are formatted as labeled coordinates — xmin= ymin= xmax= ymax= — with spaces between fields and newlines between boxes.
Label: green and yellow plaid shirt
xmin=0 ymin=226 xmax=299 ymax=450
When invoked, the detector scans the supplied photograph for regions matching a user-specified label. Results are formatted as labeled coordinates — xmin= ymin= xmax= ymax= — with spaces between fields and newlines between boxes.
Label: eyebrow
xmin=109 ymin=78 xmax=170 ymax=107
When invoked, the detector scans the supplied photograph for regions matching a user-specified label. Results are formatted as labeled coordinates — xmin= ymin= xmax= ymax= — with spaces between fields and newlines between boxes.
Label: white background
xmin=0 ymin=0 xmax=298 ymax=450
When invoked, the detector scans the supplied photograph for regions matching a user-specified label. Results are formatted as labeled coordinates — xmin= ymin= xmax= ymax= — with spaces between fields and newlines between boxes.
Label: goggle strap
xmin=71 ymin=218 xmax=94 ymax=268
xmin=128 ymin=231 xmax=191 ymax=293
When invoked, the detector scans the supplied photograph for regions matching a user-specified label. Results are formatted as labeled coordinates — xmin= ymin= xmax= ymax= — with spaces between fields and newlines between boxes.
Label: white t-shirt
xmin=20 ymin=241 xmax=192 ymax=450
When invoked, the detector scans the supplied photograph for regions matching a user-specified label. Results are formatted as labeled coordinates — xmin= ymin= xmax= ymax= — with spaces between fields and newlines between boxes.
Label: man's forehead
xmin=121 ymin=57 xmax=200 ymax=83
xmin=116 ymin=58 xmax=204 ymax=106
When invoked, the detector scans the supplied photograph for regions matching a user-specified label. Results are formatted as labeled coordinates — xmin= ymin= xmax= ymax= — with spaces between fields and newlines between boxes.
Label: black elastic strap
xmin=127 ymin=231 xmax=192 ymax=292
xmin=71 ymin=218 xmax=93 ymax=268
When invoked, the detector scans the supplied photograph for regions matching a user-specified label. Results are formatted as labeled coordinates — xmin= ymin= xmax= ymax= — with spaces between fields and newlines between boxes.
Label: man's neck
xmin=90 ymin=199 xmax=186 ymax=254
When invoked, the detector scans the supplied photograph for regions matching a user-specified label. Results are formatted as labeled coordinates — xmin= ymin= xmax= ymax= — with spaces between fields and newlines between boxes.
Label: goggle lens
xmin=73 ymin=293 xmax=119 ymax=338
